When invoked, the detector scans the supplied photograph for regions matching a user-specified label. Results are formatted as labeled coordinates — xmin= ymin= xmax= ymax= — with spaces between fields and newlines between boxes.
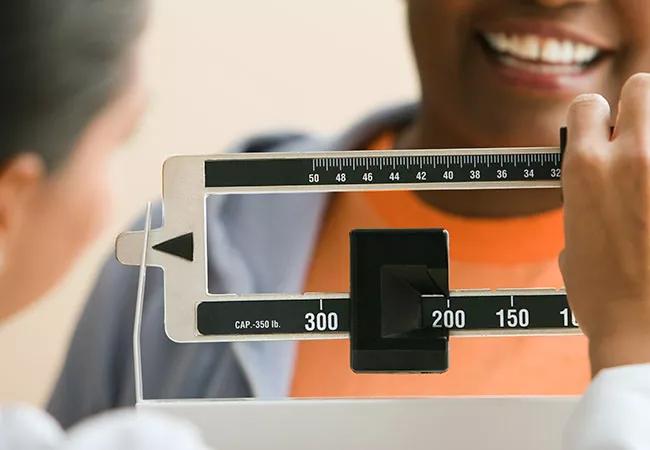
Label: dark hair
xmin=0 ymin=0 xmax=147 ymax=170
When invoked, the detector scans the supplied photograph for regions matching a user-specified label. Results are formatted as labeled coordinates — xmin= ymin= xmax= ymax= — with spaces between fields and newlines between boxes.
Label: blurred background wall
xmin=0 ymin=0 xmax=416 ymax=405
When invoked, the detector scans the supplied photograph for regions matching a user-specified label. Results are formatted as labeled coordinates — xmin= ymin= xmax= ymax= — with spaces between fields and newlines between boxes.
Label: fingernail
xmin=573 ymin=93 xmax=608 ymax=105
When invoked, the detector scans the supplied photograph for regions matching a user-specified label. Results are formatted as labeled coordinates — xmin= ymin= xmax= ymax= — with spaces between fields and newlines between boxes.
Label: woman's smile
xmin=475 ymin=19 xmax=618 ymax=94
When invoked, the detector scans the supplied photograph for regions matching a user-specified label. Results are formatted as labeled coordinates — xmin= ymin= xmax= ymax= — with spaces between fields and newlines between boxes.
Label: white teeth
xmin=487 ymin=32 xmax=509 ymax=53
xmin=520 ymin=35 xmax=541 ymax=61
xmin=541 ymin=39 xmax=563 ymax=63
xmin=483 ymin=32 xmax=600 ymax=65
xmin=575 ymin=43 xmax=599 ymax=62
xmin=558 ymin=41 xmax=574 ymax=64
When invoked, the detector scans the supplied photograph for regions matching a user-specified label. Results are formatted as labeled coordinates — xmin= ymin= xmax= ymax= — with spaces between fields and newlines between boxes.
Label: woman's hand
xmin=561 ymin=73 xmax=650 ymax=376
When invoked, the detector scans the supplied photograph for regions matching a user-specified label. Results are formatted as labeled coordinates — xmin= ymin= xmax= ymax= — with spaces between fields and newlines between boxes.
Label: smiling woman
xmin=404 ymin=0 xmax=634 ymax=148
xmin=401 ymin=0 xmax=649 ymax=217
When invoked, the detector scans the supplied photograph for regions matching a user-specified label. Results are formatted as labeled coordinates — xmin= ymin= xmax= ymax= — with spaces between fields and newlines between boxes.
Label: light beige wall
xmin=0 ymin=0 xmax=417 ymax=406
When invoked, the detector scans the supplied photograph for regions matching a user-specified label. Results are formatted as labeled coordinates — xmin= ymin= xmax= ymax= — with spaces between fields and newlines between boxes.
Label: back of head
xmin=0 ymin=0 xmax=148 ymax=170
xmin=0 ymin=0 xmax=148 ymax=321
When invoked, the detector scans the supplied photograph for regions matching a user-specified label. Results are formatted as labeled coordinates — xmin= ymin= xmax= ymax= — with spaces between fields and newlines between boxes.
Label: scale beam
xmin=117 ymin=135 xmax=573 ymax=346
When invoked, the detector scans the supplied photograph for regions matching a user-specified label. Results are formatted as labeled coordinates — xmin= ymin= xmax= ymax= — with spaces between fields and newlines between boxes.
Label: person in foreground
xmin=0 ymin=1 xmax=208 ymax=449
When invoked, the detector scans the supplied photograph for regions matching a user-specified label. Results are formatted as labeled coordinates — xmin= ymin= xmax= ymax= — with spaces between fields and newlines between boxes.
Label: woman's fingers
xmin=562 ymin=94 xmax=612 ymax=208
xmin=566 ymin=93 xmax=612 ymax=157
xmin=615 ymin=73 xmax=650 ymax=145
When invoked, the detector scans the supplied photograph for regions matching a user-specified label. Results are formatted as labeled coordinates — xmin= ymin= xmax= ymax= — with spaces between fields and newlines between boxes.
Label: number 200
xmin=432 ymin=310 xmax=466 ymax=329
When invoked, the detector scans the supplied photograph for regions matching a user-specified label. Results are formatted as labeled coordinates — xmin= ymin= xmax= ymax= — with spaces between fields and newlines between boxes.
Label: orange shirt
xmin=291 ymin=135 xmax=589 ymax=397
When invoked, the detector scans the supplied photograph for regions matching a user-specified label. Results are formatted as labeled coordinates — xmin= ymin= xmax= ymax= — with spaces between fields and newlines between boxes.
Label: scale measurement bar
xmin=204 ymin=148 xmax=563 ymax=191
xmin=196 ymin=291 xmax=579 ymax=340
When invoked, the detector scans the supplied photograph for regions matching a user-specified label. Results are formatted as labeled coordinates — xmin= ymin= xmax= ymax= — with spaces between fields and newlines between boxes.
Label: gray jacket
xmin=47 ymin=103 xmax=417 ymax=428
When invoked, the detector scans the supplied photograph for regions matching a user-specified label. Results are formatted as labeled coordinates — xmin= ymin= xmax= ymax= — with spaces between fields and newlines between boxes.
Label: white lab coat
xmin=563 ymin=364 xmax=650 ymax=450
xmin=2 ymin=364 xmax=649 ymax=450
xmin=0 ymin=407 xmax=209 ymax=450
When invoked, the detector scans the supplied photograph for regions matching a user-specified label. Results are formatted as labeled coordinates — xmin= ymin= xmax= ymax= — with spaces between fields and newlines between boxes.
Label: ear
xmin=0 ymin=153 xmax=46 ymax=246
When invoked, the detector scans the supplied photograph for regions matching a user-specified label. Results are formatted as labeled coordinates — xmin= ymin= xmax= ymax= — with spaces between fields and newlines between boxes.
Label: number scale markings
xmin=204 ymin=147 xmax=563 ymax=192
xmin=196 ymin=290 xmax=579 ymax=341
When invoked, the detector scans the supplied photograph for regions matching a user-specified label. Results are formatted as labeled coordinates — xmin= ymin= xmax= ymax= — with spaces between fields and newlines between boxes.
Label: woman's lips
xmin=476 ymin=30 xmax=612 ymax=92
